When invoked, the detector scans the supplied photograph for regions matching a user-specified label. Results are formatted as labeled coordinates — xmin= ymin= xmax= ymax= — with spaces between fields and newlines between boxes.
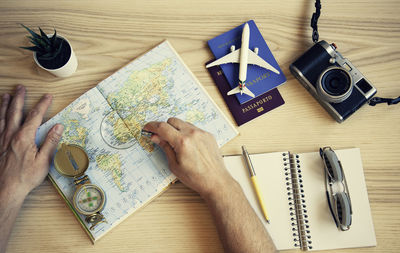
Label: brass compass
xmin=54 ymin=144 xmax=106 ymax=230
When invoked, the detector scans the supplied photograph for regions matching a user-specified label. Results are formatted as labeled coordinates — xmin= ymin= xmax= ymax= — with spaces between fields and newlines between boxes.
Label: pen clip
xmin=242 ymin=145 xmax=256 ymax=177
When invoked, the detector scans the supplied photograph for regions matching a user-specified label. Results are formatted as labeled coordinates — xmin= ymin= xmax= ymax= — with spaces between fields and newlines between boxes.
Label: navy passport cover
xmin=207 ymin=20 xmax=286 ymax=104
xmin=207 ymin=61 xmax=284 ymax=126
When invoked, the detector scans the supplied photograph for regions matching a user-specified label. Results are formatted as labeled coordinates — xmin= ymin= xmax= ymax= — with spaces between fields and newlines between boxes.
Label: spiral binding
xmin=283 ymin=152 xmax=313 ymax=251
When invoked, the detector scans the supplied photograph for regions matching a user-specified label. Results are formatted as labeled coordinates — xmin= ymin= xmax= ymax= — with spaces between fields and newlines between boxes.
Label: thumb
xmin=38 ymin=124 xmax=64 ymax=164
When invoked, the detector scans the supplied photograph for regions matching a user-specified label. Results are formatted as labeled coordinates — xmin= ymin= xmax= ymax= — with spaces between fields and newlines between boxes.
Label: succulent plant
xmin=20 ymin=24 xmax=64 ymax=61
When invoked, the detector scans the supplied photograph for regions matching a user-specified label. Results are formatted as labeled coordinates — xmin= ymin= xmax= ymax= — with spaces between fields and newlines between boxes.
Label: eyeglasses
xmin=319 ymin=147 xmax=352 ymax=231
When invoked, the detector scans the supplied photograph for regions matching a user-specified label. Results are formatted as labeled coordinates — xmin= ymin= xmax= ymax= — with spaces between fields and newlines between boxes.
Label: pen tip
xmin=267 ymin=220 xmax=270 ymax=224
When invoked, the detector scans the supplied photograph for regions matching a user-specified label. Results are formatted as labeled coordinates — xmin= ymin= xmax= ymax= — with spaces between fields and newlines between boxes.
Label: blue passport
xmin=207 ymin=20 xmax=286 ymax=104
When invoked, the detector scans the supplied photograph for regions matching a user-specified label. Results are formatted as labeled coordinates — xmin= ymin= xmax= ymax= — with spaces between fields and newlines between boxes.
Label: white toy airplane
xmin=206 ymin=23 xmax=280 ymax=98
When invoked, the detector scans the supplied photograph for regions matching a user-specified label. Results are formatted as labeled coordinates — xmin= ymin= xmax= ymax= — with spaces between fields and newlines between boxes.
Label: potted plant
xmin=20 ymin=24 xmax=78 ymax=77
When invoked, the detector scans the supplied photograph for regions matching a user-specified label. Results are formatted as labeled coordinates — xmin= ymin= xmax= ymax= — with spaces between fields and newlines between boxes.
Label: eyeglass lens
xmin=335 ymin=192 xmax=352 ymax=230
xmin=322 ymin=148 xmax=343 ymax=182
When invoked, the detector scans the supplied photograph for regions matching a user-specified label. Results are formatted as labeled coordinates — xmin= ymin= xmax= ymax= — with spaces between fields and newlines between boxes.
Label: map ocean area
xmin=35 ymin=41 xmax=238 ymax=242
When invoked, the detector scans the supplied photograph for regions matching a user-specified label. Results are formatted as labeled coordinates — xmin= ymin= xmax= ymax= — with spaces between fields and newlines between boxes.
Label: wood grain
xmin=1 ymin=0 xmax=399 ymax=252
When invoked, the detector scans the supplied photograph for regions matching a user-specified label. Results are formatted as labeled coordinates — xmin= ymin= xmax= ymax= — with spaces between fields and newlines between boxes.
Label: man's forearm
xmin=203 ymin=179 xmax=277 ymax=253
xmin=0 ymin=185 xmax=26 ymax=253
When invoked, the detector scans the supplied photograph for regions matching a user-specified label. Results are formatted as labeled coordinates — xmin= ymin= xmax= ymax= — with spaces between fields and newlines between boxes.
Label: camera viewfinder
xmin=356 ymin=79 xmax=373 ymax=94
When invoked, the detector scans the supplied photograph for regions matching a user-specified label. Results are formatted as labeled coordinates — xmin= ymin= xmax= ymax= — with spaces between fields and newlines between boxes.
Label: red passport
xmin=207 ymin=60 xmax=285 ymax=126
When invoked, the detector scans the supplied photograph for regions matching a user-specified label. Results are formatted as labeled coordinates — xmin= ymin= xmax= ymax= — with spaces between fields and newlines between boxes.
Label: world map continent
xmin=105 ymin=58 xmax=172 ymax=152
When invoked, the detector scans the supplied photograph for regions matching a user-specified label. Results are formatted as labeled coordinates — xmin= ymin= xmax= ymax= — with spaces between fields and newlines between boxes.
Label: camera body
xmin=290 ymin=40 xmax=377 ymax=123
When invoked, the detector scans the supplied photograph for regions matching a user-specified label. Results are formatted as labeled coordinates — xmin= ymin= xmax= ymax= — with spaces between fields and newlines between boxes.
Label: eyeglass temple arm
xmin=325 ymin=189 xmax=339 ymax=228
xmin=339 ymin=160 xmax=353 ymax=214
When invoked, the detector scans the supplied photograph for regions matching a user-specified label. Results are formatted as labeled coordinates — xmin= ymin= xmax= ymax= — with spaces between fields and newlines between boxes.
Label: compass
xmin=73 ymin=184 xmax=105 ymax=215
xmin=54 ymin=144 xmax=106 ymax=230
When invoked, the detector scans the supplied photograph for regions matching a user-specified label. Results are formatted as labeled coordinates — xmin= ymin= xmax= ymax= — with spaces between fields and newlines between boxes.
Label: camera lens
xmin=317 ymin=67 xmax=353 ymax=103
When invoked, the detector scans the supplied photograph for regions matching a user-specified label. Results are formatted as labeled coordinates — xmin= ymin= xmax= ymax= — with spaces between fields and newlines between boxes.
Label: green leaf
xmin=28 ymin=36 xmax=41 ymax=45
xmin=40 ymin=53 xmax=58 ymax=61
xmin=43 ymin=45 xmax=52 ymax=52
xmin=20 ymin=46 xmax=41 ymax=52
xmin=41 ymin=39 xmax=64 ymax=61
xmin=28 ymin=37 xmax=41 ymax=47
xmin=40 ymin=52 xmax=53 ymax=58
xmin=38 ymin=27 xmax=51 ymax=44
xmin=42 ymin=52 xmax=52 ymax=57
xmin=50 ymin=29 xmax=57 ymax=45
xmin=54 ymin=39 xmax=64 ymax=57
xmin=38 ymin=55 xmax=53 ymax=61
xmin=20 ymin=24 xmax=40 ymax=39
xmin=31 ymin=37 xmax=48 ymax=48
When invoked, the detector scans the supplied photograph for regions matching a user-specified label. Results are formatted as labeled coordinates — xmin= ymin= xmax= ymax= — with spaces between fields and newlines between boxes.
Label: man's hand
xmin=144 ymin=118 xmax=276 ymax=253
xmin=0 ymin=85 xmax=63 ymax=253
xmin=143 ymin=117 xmax=232 ymax=198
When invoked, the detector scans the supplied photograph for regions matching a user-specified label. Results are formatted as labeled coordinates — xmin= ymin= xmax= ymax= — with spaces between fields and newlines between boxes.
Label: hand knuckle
xmin=158 ymin=122 xmax=169 ymax=131
xmin=189 ymin=128 xmax=202 ymax=138
xmin=179 ymin=135 xmax=191 ymax=147
xmin=28 ymin=109 xmax=39 ymax=118
xmin=10 ymin=132 xmax=24 ymax=148
xmin=28 ymin=143 xmax=38 ymax=152
xmin=14 ymin=131 xmax=25 ymax=142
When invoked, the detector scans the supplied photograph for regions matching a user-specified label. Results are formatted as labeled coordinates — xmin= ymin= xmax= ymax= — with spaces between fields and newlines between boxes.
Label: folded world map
xmin=35 ymin=41 xmax=238 ymax=242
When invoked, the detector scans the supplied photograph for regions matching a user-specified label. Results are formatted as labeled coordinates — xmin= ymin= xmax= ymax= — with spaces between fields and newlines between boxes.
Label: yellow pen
xmin=242 ymin=145 xmax=270 ymax=223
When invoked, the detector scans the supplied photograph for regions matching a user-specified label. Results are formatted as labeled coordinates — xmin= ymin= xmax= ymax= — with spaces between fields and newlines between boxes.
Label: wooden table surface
xmin=1 ymin=0 xmax=399 ymax=252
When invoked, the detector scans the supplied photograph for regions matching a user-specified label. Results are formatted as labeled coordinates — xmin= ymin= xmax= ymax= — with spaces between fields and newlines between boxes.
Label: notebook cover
xmin=207 ymin=20 xmax=286 ymax=104
xmin=207 ymin=60 xmax=284 ymax=126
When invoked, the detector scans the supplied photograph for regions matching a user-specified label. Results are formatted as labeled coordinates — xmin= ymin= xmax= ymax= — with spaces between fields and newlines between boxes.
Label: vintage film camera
xmin=290 ymin=40 xmax=377 ymax=123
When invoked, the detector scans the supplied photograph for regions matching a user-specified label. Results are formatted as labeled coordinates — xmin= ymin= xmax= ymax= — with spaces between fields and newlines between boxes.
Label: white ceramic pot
xmin=33 ymin=35 xmax=78 ymax=78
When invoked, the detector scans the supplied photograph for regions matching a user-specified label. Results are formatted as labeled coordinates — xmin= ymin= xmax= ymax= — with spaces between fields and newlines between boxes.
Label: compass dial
xmin=73 ymin=184 xmax=106 ymax=215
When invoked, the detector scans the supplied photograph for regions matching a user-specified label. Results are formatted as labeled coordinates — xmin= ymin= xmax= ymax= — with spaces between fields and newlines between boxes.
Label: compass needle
xmin=66 ymin=147 xmax=80 ymax=171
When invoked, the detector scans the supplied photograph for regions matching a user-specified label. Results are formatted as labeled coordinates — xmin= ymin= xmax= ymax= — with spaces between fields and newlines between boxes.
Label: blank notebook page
xmin=224 ymin=152 xmax=296 ymax=250
xmin=298 ymin=148 xmax=376 ymax=250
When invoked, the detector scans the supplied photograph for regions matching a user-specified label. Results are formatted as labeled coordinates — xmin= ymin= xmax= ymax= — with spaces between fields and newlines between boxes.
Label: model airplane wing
xmin=205 ymin=49 xmax=240 ymax=68
xmin=206 ymin=48 xmax=280 ymax=75
xmin=227 ymin=85 xmax=255 ymax=98
xmin=247 ymin=50 xmax=280 ymax=74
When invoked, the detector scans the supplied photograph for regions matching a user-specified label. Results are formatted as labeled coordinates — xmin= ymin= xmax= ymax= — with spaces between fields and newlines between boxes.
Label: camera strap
xmin=311 ymin=0 xmax=321 ymax=43
xmin=368 ymin=96 xmax=400 ymax=106
xmin=311 ymin=0 xmax=400 ymax=107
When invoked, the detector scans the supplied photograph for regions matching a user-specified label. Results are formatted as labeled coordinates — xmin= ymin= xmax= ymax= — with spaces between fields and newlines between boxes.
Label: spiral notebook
xmin=224 ymin=148 xmax=376 ymax=251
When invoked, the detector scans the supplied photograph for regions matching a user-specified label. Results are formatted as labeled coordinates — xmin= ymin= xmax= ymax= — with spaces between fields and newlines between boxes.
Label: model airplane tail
xmin=227 ymin=84 xmax=255 ymax=98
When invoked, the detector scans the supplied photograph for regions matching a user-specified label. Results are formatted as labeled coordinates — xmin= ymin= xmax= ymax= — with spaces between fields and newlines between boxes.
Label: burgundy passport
xmin=207 ymin=60 xmax=285 ymax=126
